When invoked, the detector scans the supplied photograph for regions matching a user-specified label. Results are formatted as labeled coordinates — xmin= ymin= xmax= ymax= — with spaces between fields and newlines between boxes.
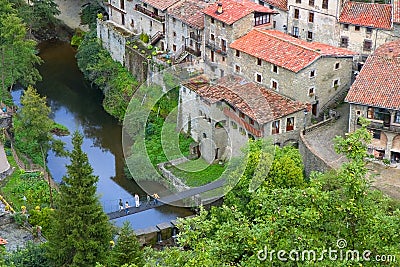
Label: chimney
xmin=216 ymin=2 xmax=223 ymax=14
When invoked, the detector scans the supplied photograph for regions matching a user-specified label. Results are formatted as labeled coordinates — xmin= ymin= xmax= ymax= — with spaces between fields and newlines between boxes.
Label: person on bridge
xmin=134 ymin=194 xmax=140 ymax=208
xmin=146 ymin=195 xmax=151 ymax=206
xmin=119 ymin=199 xmax=123 ymax=212
xmin=125 ymin=201 xmax=130 ymax=214
xmin=153 ymin=193 xmax=160 ymax=205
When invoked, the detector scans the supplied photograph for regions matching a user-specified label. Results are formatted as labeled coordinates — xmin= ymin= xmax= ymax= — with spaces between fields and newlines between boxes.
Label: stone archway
xmin=391 ymin=135 xmax=400 ymax=163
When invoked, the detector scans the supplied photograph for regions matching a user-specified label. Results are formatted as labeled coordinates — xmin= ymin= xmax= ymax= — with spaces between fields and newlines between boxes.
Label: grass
xmin=167 ymin=158 xmax=226 ymax=187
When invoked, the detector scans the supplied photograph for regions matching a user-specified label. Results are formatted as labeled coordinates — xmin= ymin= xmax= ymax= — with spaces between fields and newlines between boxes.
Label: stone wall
xmin=125 ymin=45 xmax=149 ymax=83
xmin=299 ymin=118 xmax=335 ymax=177
xmin=157 ymin=157 xmax=190 ymax=192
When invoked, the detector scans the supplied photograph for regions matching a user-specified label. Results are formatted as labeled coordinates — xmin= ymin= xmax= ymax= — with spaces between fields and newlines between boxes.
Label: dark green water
xmin=12 ymin=40 xmax=192 ymax=228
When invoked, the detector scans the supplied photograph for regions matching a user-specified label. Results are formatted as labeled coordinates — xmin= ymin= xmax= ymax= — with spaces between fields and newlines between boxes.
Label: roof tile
xmin=345 ymin=40 xmax=400 ymax=110
xmin=261 ymin=0 xmax=288 ymax=11
xmin=184 ymin=75 xmax=306 ymax=124
xmin=339 ymin=1 xmax=392 ymax=29
xmin=167 ymin=0 xmax=210 ymax=29
xmin=141 ymin=0 xmax=180 ymax=11
xmin=202 ymin=0 xmax=276 ymax=25
xmin=230 ymin=29 xmax=355 ymax=73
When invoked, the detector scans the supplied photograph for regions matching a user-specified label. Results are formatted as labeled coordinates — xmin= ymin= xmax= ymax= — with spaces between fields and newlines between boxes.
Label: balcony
xmin=134 ymin=4 xmax=165 ymax=22
xmin=184 ymin=45 xmax=201 ymax=57
xmin=205 ymin=40 xmax=227 ymax=56
xmin=223 ymin=108 xmax=262 ymax=137
xmin=367 ymin=120 xmax=400 ymax=133
xmin=189 ymin=33 xmax=202 ymax=42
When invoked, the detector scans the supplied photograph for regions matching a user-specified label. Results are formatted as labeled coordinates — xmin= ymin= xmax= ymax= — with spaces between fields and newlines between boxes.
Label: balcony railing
xmin=134 ymin=4 xmax=165 ymax=22
xmin=224 ymin=108 xmax=262 ymax=137
xmin=189 ymin=33 xmax=202 ymax=42
xmin=367 ymin=119 xmax=400 ymax=133
xmin=205 ymin=40 xmax=227 ymax=56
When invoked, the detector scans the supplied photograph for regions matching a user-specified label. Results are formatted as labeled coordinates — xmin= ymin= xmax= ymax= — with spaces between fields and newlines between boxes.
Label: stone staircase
xmin=318 ymin=85 xmax=350 ymax=120
xmin=150 ymin=31 xmax=164 ymax=46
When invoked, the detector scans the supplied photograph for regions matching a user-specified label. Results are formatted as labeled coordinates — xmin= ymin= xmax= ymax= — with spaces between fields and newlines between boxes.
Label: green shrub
xmin=147 ymin=44 xmax=153 ymax=50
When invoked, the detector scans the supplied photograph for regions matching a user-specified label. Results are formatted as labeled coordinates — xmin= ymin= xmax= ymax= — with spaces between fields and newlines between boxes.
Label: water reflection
xmin=11 ymin=40 xmax=192 ymax=228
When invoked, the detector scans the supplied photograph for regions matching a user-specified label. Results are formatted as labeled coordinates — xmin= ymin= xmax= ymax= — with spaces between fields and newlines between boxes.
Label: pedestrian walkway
xmin=107 ymin=178 xmax=225 ymax=220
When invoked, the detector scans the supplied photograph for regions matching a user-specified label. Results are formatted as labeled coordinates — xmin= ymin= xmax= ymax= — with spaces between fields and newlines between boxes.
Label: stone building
xmin=107 ymin=0 xmax=181 ymax=48
xmin=258 ymin=0 xmax=289 ymax=32
xmin=178 ymin=74 xmax=308 ymax=162
xmin=338 ymin=1 xmax=394 ymax=64
xmin=202 ymin=0 xmax=277 ymax=79
xmin=230 ymin=29 xmax=356 ymax=116
xmin=165 ymin=0 xmax=211 ymax=63
xmin=345 ymin=39 xmax=400 ymax=163
xmin=286 ymin=0 xmax=340 ymax=46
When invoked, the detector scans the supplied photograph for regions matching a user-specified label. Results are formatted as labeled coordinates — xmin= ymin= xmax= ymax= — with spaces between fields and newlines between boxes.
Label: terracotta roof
xmin=183 ymin=75 xmax=306 ymax=124
xmin=394 ymin=0 xmax=400 ymax=24
xmin=345 ymin=40 xmax=400 ymax=110
xmin=261 ymin=0 xmax=288 ymax=11
xmin=339 ymin=1 xmax=392 ymax=30
xmin=141 ymin=0 xmax=180 ymax=11
xmin=230 ymin=29 xmax=356 ymax=73
xmin=168 ymin=0 xmax=210 ymax=29
xmin=0 ymin=237 xmax=7 ymax=245
xmin=202 ymin=0 xmax=276 ymax=25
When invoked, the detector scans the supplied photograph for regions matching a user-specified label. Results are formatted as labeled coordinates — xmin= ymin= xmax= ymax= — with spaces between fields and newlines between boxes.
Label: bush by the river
xmin=76 ymin=30 xmax=139 ymax=121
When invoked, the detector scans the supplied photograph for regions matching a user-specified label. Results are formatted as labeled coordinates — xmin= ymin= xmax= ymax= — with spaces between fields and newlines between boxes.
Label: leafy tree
xmin=0 ymin=3 xmax=42 ymax=93
xmin=13 ymin=86 xmax=64 ymax=164
xmin=46 ymin=132 xmax=112 ymax=267
xmin=108 ymin=222 xmax=144 ymax=267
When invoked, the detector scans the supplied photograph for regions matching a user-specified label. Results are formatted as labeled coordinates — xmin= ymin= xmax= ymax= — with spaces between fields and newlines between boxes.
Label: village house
xmin=286 ymin=0 xmax=340 ymax=46
xmin=202 ymin=0 xmax=277 ymax=79
xmin=178 ymin=74 xmax=308 ymax=162
xmin=165 ymin=0 xmax=210 ymax=63
xmin=338 ymin=1 xmax=395 ymax=65
xmin=229 ymin=28 xmax=356 ymax=116
xmin=257 ymin=0 xmax=289 ymax=32
xmin=345 ymin=39 xmax=400 ymax=164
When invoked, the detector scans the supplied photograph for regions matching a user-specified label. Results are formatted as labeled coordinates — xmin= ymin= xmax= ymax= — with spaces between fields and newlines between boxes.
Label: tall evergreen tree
xmin=46 ymin=132 xmax=112 ymax=267
xmin=108 ymin=222 xmax=144 ymax=267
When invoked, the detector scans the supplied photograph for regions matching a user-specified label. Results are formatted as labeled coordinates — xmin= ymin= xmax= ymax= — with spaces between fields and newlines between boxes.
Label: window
xmin=271 ymin=79 xmax=278 ymax=90
xmin=363 ymin=40 xmax=372 ymax=51
xmin=120 ymin=0 xmax=124 ymax=10
xmin=273 ymin=21 xmax=276 ymax=28
xmin=367 ymin=107 xmax=390 ymax=121
xmin=286 ymin=117 xmax=294 ymax=131
xmin=235 ymin=50 xmax=240 ymax=57
xmin=272 ymin=120 xmax=280 ymax=134
xmin=220 ymin=69 xmax=224 ymax=77
xmin=340 ymin=37 xmax=349 ymax=48
xmin=310 ymin=70 xmax=315 ymax=78
xmin=143 ymin=3 xmax=147 ymax=7
xmin=343 ymin=24 xmax=349 ymax=30
xmin=308 ymin=87 xmax=314 ymax=96
xmin=395 ymin=111 xmax=400 ymax=124
xmin=293 ymin=26 xmax=299 ymax=37
xmin=172 ymin=17 xmax=176 ymax=23
xmin=173 ymin=44 xmax=176 ymax=52
xmin=182 ymin=36 xmax=185 ymax=42
xmin=309 ymin=0 xmax=314 ymax=6
xmin=335 ymin=62 xmax=340 ymax=69
xmin=173 ymin=31 xmax=176 ymax=37
xmin=308 ymin=12 xmax=314 ymax=23
xmin=294 ymin=9 xmax=299 ymax=19
xmin=272 ymin=65 xmax=278 ymax=73
xmin=256 ymin=73 xmax=262 ymax=83
xmin=239 ymin=112 xmax=245 ymax=119
xmin=239 ymin=127 xmax=246 ymax=135
xmin=249 ymin=118 xmax=254 ymax=125
xmin=355 ymin=25 xmax=360 ymax=31
xmin=222 ymin=56 xmax=226 ymax=62
xmin=296 ymin=0 xmax=301 ymax=3
xmin=322 ymin=0 xmax=328 ymax=9
xmin=366 ymin=27 xmax=372 ymax=34
xmin=221 ymin=22 xmax=225 ymax=28
xmin=202 ymin=133 xmax=207 ymax=138
xmin=255 ymin=14 xmax=271 ymax=26
xmin=150 ymin=20 xmax=153 ymax=28
xmin=211 ymin=18 xmax=215 ymax=24
xmin=372 ymin=130 xmax=381 ymax=140
xmin=235 ymin=65 xmax=241 ymax=73
xmin=257 ymin=58 xmax=262 ymax=66
xmin=333 ymin=79 xmax=340 ymax=87
xmin=307 ymin=31 xmax=313 ymax=40
xmin=211 ymin=50 xmax=215 ymax=62
xmin=210 ymin=33 xmax=215 ymax=41
xmin=231 ymin=121 xmax=237 ymax=129
xmin=221 ymin=39 xmax=227 ymax=52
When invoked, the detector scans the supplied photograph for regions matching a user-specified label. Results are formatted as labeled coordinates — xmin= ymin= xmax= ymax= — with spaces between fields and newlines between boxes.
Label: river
xmin=11 ymin=40 xmax=192 ymax=229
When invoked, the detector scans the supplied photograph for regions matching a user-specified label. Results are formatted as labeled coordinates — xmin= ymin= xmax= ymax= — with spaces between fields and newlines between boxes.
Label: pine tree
xmin=46 ymin=131 xmax=112 ymax=267
xmin=109 ymin=222 xmax=144 ymax=267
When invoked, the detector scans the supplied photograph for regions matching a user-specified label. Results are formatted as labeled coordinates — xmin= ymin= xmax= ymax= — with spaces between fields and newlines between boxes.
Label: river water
xmin=12 ymin=40 xmax=192 ymax=229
